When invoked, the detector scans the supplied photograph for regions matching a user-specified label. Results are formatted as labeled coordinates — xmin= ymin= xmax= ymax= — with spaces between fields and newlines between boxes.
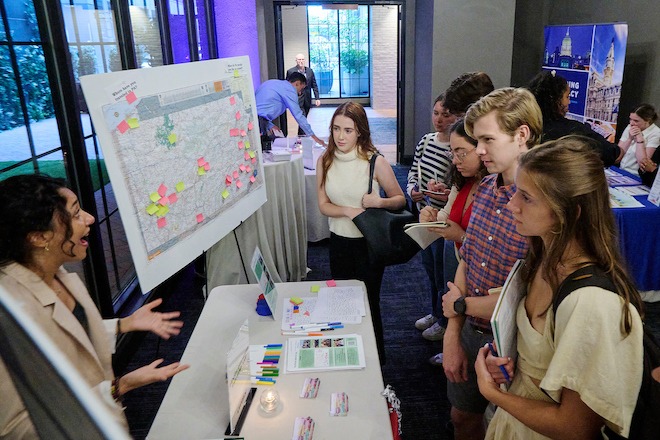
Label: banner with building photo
xmin=542 ymin=23 xmax=628 ymax=143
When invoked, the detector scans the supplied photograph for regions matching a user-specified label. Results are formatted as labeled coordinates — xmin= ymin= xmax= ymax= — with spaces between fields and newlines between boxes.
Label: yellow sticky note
xmin=146 ymin=204 xmax=159 ymax=215
xmin=233 ymin=69 xmax=239 ymax=78
xmin=249 ymin=151 xmax=255 ymax=158
xmin=222 ymin=189 xmax=230 ymax=199
xmin=245 ymin=141 xmax=250 ymax=149
xmin=168 ymin=133 xmax=177 ymax=144
xmin=290 ymin=296 xmax=303 ymax=305
xmin=127 ymin=118 xmax=139 ymax=128
xmin=149 ymin=192 xmax=160 ymax=203
xmin=198 ymin=166 xmax=206 ymax=176
xmin=156 ymin=205 xmax=170 ymax=217
xmin=310 ymin=285 xmax=320 ymax=293
xmin=176 ymin=181 xmax=185 ymax=192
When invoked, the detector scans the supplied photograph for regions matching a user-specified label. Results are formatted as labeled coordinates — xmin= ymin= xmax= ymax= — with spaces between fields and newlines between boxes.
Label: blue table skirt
xmin=610 ymin=167 xmax=660 ymax=291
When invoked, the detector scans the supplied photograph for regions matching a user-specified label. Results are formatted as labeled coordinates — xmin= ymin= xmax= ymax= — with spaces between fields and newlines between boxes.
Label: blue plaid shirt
xmin=460 ymin=174 xmax=528 ymax=330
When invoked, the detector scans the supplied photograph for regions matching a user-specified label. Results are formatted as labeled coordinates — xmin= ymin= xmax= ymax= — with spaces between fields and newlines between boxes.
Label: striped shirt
xmin=459 ymin=174 xmax=528 ymax=330
xmin=406 ymin=132 xmax=451 ymax=210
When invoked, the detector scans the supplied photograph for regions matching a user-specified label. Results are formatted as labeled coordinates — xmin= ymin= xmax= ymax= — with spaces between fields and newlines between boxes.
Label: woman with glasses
xmin=407 ymin=94 xmax=457 ymax=342
xmin=420 ymin=119 xmax=488 ymax=366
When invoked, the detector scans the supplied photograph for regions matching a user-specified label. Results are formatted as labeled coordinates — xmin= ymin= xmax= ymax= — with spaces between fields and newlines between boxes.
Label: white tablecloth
xmin=207 ymin=154 xmax=307 ymax=288
xmin=304 ymin=147 xmax=331 ymax=242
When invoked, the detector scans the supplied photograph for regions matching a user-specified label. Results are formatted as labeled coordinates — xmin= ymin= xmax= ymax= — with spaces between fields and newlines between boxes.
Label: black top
xmin=71 ymin=300 xmax=90 ymax=336
xmin=542 ymin=118 xmax=620 ymax=167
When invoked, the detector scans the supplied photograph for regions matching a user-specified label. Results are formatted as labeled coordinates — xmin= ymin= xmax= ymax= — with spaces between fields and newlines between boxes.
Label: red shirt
xmin=448 ymin=178 xmax=475 ymax=251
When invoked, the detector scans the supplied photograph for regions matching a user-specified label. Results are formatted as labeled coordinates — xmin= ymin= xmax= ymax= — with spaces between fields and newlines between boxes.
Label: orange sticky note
xmin=158 ymin=184 xmax=167 ymax=197
xmin=229 ymin=96 xmax=236 ymax=105
xmin=326 ymin=280 xmax=337 ymax=287
xmin=126 ymin=91 xmax=137 ymax=104
xmin=196 ymin=213 xmax=204 ymax=223
xmin=157 ymin=217 xmax=166 ymax=228
xmin=117 ymin=120 xmax=129 ymax=134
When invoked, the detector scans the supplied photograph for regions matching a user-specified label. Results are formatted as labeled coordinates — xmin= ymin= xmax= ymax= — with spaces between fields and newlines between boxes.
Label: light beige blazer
xmin=0 ymin=263 xmax=127 ymax=439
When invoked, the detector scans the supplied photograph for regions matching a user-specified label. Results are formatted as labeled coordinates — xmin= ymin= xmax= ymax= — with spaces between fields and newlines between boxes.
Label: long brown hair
xmin=518 ymin=137 xmax=644 ymax=333
xmin=319 ymin=102 xmax=378 ymax=187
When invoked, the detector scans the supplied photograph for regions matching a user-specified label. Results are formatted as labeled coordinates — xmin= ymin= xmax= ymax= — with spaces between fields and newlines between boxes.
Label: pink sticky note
xmin=246 ymin=166 xmax=252 ymax=173
xmin=230 ymin=128 xmax=239 ymax=136
xmin=235 ymin=111 xmax=241 ymax=120
xmin=229 ymin=96 xmax=236 ymax=105
xmin=126 ymin=91 xmax=137 ymax=104
xmin=204 ymin=163 xmax=210 ymax=171
xmin=326 ymin=279 xmax=337 ymax=287
xmin=240 ymin=130 xmax=247 ymax=137
xmin=196 ymin=213 xmax=204 ymax=223
xmin=158 ymin=184 xmax=167 ymax=197
xmin=197 ymin=157 xmax=205 ymax=167
xmin=236 ymin=180 xmax=242 ymax=188
xmin=158 ymin=196 xmax=169 ymax=206
xmin=239 ymin=164 xmax=246 ymax=172
xmin=248 ymin=121 xmax=254 ymax=131
xmin=226 ymin=174 xmax=232 ymax=183
xmin=238 ymin=141 xmax=244 ymax=150
xmin=157 ymin=217 xmax=167 ymax=229
xmin=303 ymin=311 xmax=310 ymax=316
xmin=168 ymin=193 xmax=178 ymax=204
xmin=233 ymin=170 xmax=239 ymax=179
xmin=251 ymin=157 xmax=256 ymax=164
xmin=117 ymin=120 xmax=129 ymax=134
xmin=250 ymin=175 xmax=256 ymax=183
xmin=244 ymin=152 xmax=250 ymax=161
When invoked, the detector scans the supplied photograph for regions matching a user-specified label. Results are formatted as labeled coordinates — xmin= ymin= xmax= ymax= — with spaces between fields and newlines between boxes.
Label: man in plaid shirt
xmin=441 ymin=88 xmax=543 ymax=440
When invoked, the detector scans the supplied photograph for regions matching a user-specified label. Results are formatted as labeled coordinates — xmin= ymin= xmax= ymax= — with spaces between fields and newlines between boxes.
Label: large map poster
xmin=80 ymin=57 xmax=266 ymax=293
xmin=542 ymin=23 xmax=628 ymax=142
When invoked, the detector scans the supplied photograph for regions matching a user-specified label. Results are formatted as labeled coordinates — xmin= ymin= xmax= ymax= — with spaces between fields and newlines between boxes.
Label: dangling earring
xmin=44 ymin=243 xmax=50 ymax=252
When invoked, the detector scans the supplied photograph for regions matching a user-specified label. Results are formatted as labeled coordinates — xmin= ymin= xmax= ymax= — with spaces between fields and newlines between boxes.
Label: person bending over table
xmin=617 ymin=103 xmax=660 ymax=179
xmin=527 ymin=70 xmax=620 ymax=167
xmin=475 ymin=138 xmax=644 ymax=439
xmin=316 ymin=102 xmax=405 ymax=365
xmin=0 ymin=174 xmax=189 ymax=438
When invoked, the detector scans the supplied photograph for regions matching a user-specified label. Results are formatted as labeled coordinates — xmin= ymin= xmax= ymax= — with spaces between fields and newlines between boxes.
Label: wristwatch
xmin=453 ymin=296 xmax=467 ymax=316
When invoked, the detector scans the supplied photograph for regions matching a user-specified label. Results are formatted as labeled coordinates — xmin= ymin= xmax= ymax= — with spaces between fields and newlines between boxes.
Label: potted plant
xmin=310 ymin=41 xmax=337 ymax=95
xmin=340 ymin=47 xmax=368 ymax=96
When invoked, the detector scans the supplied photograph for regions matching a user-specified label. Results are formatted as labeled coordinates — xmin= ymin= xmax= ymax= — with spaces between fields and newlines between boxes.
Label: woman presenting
xmin=317 ymin=102 xmax=405 ymax=364
xmin=0 ymin=174 xmax=189 ymax=438
xmin=617 ymin=103 xmax=660 ymax=179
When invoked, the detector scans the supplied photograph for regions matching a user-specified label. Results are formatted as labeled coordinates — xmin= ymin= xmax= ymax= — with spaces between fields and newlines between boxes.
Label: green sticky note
xmin=156 ymin=205 xmax=169 ymax=217
xmin=198 ymin=166 xmax=206 ymax=176
xmin=146 ymin=204 xmax=159 ymax=215
xmin=127 ymin=117 xmax=139 ymax=128
xmin=245 ymin=141 xmax=250 ymax=149
xmin=233 ymin=69 xmax=239 ymax=77
xmin=222 ymin=189 xmax=230 ymax=199
xmin=168 ymin=133 xmax=177 ymax=144
xmin=149 ymin=192 xmax=160 ymax=203
xmin=310 ymin=285 xmax=320 ymax=293
xmin=249 ymin=151 xmax=255 ymax=158
xmin=175 ymin=181 xmax=185 ymax=192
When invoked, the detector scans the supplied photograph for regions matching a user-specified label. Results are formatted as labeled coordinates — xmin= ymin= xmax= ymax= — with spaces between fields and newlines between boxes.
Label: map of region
xmin=101 ymin=75 xmax=264 ymax=258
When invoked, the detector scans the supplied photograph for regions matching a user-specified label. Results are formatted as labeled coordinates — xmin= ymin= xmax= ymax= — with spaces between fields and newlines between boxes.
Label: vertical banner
xmin=542 ymin=23 xmax=628 ymax=142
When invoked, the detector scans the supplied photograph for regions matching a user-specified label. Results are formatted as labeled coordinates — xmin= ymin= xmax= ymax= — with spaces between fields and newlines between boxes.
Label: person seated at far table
xmin=0 ymin=174 xmax=189 ymax=439
xmin=527 ymin=70 xmax=620 ymax=167
xmin=639 ymin=146 xmax=660 ymax=187
xmin=617 ymin=103 xmax=660 ymax=180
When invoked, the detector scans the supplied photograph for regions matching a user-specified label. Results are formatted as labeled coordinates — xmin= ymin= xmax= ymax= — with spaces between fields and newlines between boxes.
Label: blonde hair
xmin=464 ymin=87 xmax=543 ymax=148
xmin=519 ymin=136 xmax=644 ymax=333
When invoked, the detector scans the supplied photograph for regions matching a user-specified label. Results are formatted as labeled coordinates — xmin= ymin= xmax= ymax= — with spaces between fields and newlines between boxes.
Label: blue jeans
xmin=420 ymin=238 xmax=447 ymax=327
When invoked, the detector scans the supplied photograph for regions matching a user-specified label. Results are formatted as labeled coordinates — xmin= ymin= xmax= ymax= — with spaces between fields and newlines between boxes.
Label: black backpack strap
xmin=367 ymin=153 xmax=380 ymax=194
xmin=553 ymin=265 xmax=616 ymax=318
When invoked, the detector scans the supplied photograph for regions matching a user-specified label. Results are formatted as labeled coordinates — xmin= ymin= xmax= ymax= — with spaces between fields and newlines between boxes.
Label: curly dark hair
xmin=527 ymin=71 xmax=568 ymax=121
xmin=0 ymin=174 xmax=74 ymax=267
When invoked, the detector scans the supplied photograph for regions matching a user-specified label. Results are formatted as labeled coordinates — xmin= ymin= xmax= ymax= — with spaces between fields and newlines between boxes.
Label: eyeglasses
xmin=447 ymin=148 xmax=476 ymax=163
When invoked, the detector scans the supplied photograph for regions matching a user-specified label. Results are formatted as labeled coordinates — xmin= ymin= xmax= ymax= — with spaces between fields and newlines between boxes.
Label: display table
xmin=609 ymin=167 xmax=660 ymax=298
xmin=207 ymin=154 xmax=307 ymax=288
xmin=147 ymin=280 xmax=394 ymax=440
xmin=304 ymin=147 xmax=331 ymax=242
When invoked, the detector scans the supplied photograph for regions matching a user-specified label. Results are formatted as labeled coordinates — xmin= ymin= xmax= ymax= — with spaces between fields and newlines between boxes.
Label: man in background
xmin=286 ymin=53 xmax=321 ymax=135
xmin=255 ymin=72 xmax=325 ymax=147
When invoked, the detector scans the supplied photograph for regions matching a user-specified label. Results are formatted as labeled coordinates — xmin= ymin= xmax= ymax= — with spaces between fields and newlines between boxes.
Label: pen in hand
xmin=487 ymin=342 xmax=511 ymax=383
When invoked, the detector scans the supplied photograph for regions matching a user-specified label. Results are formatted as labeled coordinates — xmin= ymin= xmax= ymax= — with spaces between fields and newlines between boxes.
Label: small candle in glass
xmin=259 ymin=389 xmax=280 ymax=413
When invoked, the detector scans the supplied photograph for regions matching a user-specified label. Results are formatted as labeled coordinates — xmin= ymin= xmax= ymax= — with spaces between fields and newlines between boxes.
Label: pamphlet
xmin=250 ymin=247 xmax=277 ymax=317
xmin=490 ymin=260 xmax=526 ymax=361
xmin=649 ymin=171 xmax=660 ymax=206
xmin=285 ymin=334 xmax=366 ymax=373
xmin=404 ymin=221 xmax=447 ymax=249
xmin=609 ymin=187 xmax=644 ymax=208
